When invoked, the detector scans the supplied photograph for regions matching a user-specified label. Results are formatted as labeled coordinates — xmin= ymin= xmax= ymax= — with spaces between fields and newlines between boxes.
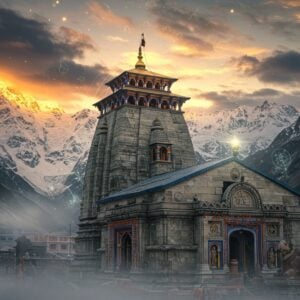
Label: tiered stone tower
xmin=76 ymin=37 xmax=196 ymax=266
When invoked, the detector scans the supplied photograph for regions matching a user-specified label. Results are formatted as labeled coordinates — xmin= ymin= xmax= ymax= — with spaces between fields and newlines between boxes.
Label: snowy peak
xmin=0 ymin=83 xmax=298 ymax=199
xmin=0 ymin=83 xmax=41 ymax=113
xmin=0 ymin=85 xmax=98 ymax=195
xmin=185 ymin=101 xmax=299 ymax=161
xmin=245 ymin=116 xmax=300 ymax=193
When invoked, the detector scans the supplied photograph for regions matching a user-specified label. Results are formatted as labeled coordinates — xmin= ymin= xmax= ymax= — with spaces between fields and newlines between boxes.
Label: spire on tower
xmin=135 ymin=33 xmax=146 ymax=69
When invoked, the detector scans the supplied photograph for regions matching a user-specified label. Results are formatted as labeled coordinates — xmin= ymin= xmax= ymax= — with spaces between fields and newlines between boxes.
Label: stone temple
xmin=75 ymin=40 xmax=300 ymax=282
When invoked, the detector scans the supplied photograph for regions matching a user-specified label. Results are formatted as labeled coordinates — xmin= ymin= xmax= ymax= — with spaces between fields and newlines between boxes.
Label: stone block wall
xmin=164 ymin=161 xmax=299 ymax=206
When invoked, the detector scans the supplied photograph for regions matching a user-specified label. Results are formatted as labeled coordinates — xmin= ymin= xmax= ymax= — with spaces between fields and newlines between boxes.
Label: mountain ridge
xmin=0 ymin=84 xmax=298 ymax=204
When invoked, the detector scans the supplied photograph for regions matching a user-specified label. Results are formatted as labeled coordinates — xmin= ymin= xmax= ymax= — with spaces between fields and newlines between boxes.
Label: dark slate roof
xmin=98 ymin=157 xmax=300 ymax=204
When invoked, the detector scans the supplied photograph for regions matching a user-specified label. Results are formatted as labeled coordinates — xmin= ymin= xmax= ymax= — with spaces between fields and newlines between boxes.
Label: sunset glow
xmin=0 ymin=0 xmax=299 ymax=112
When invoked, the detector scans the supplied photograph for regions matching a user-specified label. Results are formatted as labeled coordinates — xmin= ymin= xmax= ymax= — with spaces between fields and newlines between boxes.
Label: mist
xmin=1 ymin=270 xmax=300 ymax=300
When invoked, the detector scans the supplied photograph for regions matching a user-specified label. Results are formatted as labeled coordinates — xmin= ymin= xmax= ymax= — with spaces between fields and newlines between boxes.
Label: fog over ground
xmin=1 ymin=271 xmax=300 ymax=300
xmin=0 ymin=273 xmax=169 ymax=300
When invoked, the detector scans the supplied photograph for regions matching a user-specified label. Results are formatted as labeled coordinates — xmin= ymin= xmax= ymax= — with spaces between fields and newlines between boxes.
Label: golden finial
xmin=135 ymin=33 xmax=146 ymax=69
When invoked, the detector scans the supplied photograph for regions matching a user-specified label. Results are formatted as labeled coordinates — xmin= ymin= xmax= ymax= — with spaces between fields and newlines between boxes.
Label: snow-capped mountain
xmin=245 ymin=116 xmax=300 ymax=193
xmin=1 ymin=83 xmax=298 ymax=199
xmin=0 ymin=83 xmax=98 ymax=196
xmin=185 ymin=101 xmax=299 ymax=161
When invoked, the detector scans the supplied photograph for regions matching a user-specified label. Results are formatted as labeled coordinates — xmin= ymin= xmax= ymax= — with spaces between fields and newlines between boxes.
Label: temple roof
xmin=94 ymin=86 xmax=189 ymax=106
xmin=105 ymin=69 xmax=177 ymax=86
xmin=126 ymin=68 xmax=177 ymax=80
xmin=98 ymin=157 xmax=300 ymax=203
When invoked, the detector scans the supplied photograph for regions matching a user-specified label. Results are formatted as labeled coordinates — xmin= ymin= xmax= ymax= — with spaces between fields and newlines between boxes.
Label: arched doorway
xmin=229 ymin=229 xmax=255 ymax=274
xmin=121 ymin=233 xmax=132 ymax=272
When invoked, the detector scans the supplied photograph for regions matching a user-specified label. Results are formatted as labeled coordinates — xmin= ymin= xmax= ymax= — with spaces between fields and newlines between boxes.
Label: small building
xmin=32 ymin=233 xmax=75 ymax=256
xmin=75 ymin=38 xmax=300 ymax=281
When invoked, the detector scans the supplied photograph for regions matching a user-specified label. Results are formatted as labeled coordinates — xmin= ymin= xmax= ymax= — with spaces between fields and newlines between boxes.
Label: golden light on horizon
xmin=0 ymin=80 xmax=64 ymax=112
xmin=185 ymin=98 xmax=214 ymax=108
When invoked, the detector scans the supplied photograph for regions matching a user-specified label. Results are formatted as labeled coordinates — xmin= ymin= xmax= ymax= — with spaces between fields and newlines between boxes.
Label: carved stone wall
xmin=165 ymin=161 xmax=299 ymax=206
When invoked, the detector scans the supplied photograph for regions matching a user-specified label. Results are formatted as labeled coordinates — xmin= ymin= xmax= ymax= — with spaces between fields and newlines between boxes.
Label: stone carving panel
xmin=165 ymin=191 xmax=172 ymax=202
xmin=232 ymin=189 xmax=254 ymax=208
xmin=230 ymin=168 xmax=241 ymax=181
xmin=266 ymin=223 xmax=279 ymax=237
xmin=174 ymin=191 xmax=184 ymax=202
xmin=208 ymin=221 xmax=222 ymax=237
xmin=222 ymin=182 xmax=261 ymax=210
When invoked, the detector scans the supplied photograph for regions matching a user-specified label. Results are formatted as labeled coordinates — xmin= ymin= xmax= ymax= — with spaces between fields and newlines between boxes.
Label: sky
xmin=0 ymin=0 xmax=299 ymax=112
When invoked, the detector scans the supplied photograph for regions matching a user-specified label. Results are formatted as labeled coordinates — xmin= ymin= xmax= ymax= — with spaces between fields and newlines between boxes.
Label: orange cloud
xmin=0 ymin=68 xmax=111 ymax=112
xmin=59 ymin=26 xmax=96 ymax=51
xmin=106 ymin=36 xmax=128 ymax=43
xmin=89 ymin=2 xmax=134 ymax=28
xmin=276 ymin=0 xmax=300 ymax=8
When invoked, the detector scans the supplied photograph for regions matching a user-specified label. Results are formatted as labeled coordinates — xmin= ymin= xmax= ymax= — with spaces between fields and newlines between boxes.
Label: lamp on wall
xmin=230 ymin=137 xmax=240 ymax=157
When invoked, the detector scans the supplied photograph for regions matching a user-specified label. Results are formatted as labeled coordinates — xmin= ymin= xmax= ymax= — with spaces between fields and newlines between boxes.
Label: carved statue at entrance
xmin=210 ymin=245 xmax=218 ymax=268
xmin=278 ymin=240 xmax=300 ymax=277
xmin=267 ymin=247 xmax=276 ymax=269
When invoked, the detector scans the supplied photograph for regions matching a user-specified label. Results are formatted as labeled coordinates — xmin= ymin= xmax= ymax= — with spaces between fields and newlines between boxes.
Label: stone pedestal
xmin=230 ymin=259 xmax=239 ymax=274
xmin=223 ymin=263 xmax=230 ymax=273
xmin=198 ymin=264 xmax=212 ymax=274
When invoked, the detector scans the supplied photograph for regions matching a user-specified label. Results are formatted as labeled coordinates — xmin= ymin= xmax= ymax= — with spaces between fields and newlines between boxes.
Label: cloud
xmin=0 ymin=8 xmax=110 ymax=87
xmin=274 ymin=0 xmax=300 ymax=8
xmin=35 ymin=60 xmax=110 ymax=86
xmin=105 ymin=36 xmax=128 ymax=43
xmin=241 ymin=1 xmax=300 ymax=39
xmin=148 ymin=0 xmax=238 ymax=57
xmin=88 ymin=2 xmax=134 ymax=28
xmin=251 ymin=88 xmax=281 ymax=97
xmin=231 ymin=55 xmax=260 ymax=74
xmin=0 ymin=8 xmax=87 ymax=61
xmin=59 ymin=26 xmax=96 ymax=51
xmin=233 ymin=51 xmax=300 ymax=85
xmin=197 ymin=88 xmax=299 ymax=109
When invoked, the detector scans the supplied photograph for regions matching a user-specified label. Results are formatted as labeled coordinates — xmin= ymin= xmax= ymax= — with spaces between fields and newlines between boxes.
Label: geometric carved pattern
xmin=222 ymin=182 xmax=262 ymax=209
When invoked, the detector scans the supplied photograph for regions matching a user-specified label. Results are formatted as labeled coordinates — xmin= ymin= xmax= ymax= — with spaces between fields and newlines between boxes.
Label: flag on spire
xmin=141 ymin=33 xmax=146 ymax=47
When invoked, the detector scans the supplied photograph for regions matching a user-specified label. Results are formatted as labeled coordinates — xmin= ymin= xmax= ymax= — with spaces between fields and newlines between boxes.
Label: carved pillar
xmin=197 ymin=216 xmax=211 ymax=274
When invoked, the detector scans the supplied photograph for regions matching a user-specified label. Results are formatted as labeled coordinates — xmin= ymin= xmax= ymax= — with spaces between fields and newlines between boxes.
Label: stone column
xmin=99 ymin=226 xmax=107 ymax=271
xmin=197 ymin=216 xmax=211 ymax=274
xmin=92 ymin=121 xmax=108 ymax=212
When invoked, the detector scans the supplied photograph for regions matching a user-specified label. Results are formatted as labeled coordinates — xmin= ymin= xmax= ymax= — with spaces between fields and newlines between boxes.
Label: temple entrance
xmin=229 ymin=230 xmax=255 ymax=274
xmin=121 ymin=233 xmax=132 ymax=272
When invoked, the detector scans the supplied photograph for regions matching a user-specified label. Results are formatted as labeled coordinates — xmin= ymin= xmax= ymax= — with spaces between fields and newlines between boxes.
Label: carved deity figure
xmin=268 ymin=247 xmax=276 ymax=269
xmin=278 ymin=240 xmax=300 ymax=277
xmin=232 ymin=190 xmax=252 ymax=207
xmin=210 ymin=245 xmax=218 ymax=268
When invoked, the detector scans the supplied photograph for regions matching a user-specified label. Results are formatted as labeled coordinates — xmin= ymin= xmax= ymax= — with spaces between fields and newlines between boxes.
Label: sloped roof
xmin=106 ymin=69 xmax=177 ymax=86
xmin=93 ymin=86 xmax=189 ymax=106
xmin=126 ymin=68 xmax=177 ymax=80
xmin=98 ymin=157 xmax=300 ymax=203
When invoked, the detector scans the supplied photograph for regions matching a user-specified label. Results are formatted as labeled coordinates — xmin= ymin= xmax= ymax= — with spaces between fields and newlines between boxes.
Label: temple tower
xmin=75 ymin=37 xmax=196 ymax=268
xmin=80 ymin=36 xmax=196 ymax=221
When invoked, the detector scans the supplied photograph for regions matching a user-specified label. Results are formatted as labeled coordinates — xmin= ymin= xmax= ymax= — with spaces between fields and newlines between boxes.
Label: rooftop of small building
xmin=98 ymin=157 xmax=300 ymax=203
